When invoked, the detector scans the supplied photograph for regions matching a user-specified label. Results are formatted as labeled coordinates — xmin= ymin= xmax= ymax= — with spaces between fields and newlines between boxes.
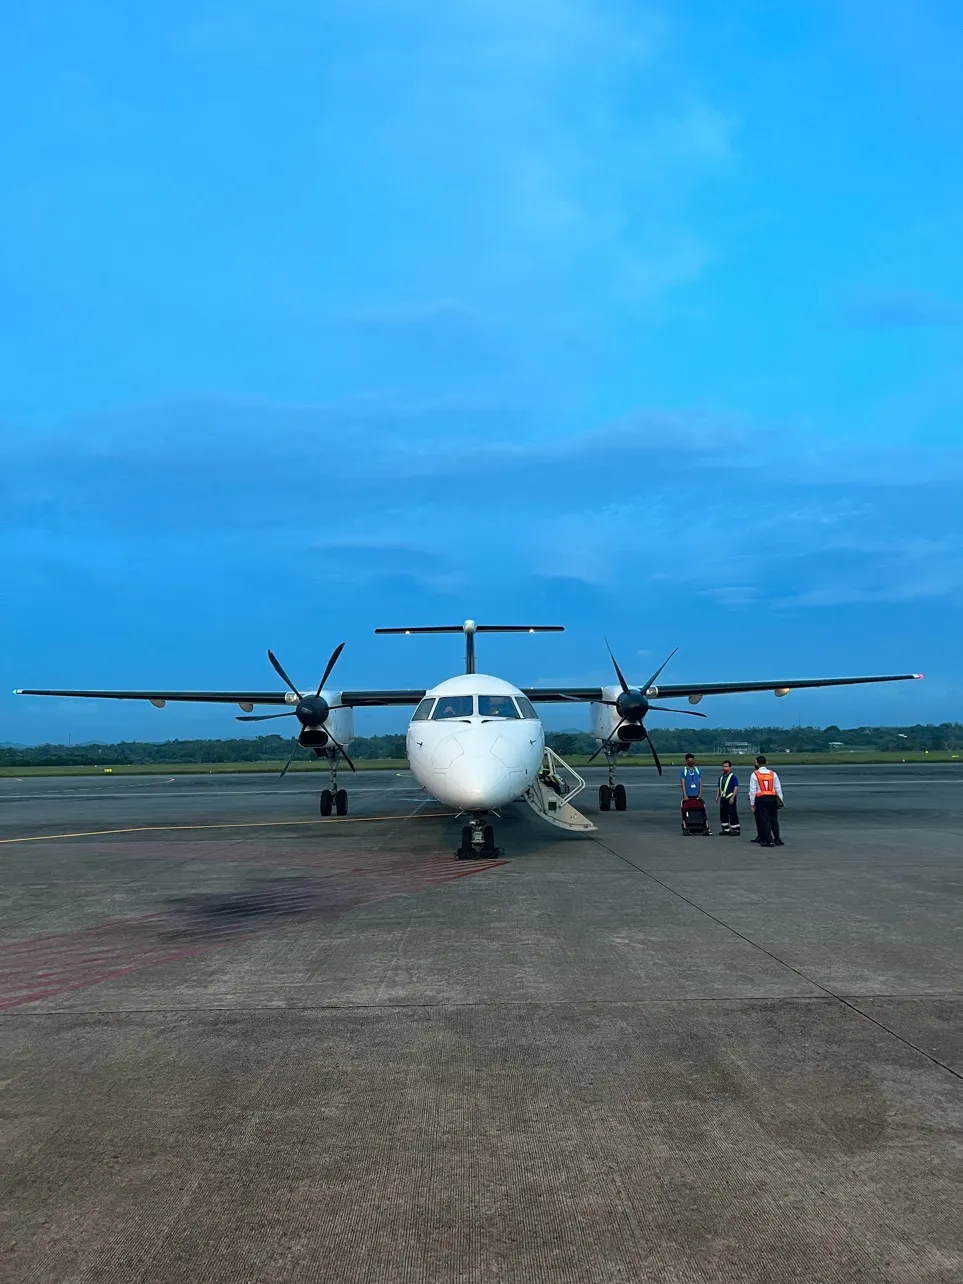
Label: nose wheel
xmin=456 ymin=816 xmax=501 ymax=859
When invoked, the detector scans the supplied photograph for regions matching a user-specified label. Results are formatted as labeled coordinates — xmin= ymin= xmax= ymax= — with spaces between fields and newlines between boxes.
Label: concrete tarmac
xmin=1 ymin=765 xmax=961 ymax=1282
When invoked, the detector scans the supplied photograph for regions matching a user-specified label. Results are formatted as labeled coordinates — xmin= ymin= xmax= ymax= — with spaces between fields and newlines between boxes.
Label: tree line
xmin=2 ymin=724 xmax=961 ymax=768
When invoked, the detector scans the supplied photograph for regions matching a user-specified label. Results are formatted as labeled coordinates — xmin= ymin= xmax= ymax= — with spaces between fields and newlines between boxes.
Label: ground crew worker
xmin=680 ymin=753 xmax=710 ymax=833
xmin=714 ymin=759 xmax=740 ymax=835
xmin=749 ymin=755 xmax=784 ymax=847
xmin=680 ymin=754 xmax=703 ymax=801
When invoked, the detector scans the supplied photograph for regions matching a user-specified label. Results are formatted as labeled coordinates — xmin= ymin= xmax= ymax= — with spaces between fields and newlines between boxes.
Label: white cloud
xmin=178 ymin=1 xmax=729 ymax=316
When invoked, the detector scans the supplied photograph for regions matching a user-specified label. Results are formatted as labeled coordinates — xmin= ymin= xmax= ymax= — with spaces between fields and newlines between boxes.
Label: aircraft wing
xmin=15 ymin=688 xmax=427 ymax=708
xmin=522 ymin=673 xmax=923 ymax=703
xmin=17 ymin=673 xmax=922 ymax=708
xmin=339 ymin=690 xmax=426 ymax=706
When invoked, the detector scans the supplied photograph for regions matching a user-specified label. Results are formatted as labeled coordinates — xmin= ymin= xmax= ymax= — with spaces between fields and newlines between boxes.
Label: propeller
xmin=593 ymin=640 xmax=706 ymax=775
xmin=234 ymin=642 xmax=355 ymax=776
xmin=278 ymin=730 xmax=356 ymax=779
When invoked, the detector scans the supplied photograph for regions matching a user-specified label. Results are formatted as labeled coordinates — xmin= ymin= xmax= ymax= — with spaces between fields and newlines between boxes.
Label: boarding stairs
xmin=522 ymin=746 xmax=597 ymax=833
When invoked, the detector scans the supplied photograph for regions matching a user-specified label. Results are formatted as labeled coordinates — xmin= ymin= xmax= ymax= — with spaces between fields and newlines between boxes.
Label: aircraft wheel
xmin=599 ymin=785 xmax=611 ymax=811
xmin=320 ymin=789 xmax=333 ymax=817
xmin=482 ymin=824 xmax=496 ymax=852
xmin=456 ymin=825 xmax=474 ymax=859
xmin=335 ymin=788 xmax=348 ymax=816
xmin=613 ymin=784 xmax=627 ymax=811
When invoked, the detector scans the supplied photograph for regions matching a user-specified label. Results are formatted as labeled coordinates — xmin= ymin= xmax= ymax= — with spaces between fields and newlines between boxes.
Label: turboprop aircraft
xmin=16 ymin=621 xmax=922 ymax=858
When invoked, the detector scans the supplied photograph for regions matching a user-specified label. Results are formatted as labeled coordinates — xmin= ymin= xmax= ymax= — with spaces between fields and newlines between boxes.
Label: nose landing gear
xmin=456 ymin=814 xmax=501 ymax=859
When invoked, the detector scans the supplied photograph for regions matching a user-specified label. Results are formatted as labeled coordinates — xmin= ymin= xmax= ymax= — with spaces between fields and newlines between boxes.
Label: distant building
xmin=721 ymin=742 xmax=758 ymax=756
xmin=828 ymin=741 xmax=845 ymax=750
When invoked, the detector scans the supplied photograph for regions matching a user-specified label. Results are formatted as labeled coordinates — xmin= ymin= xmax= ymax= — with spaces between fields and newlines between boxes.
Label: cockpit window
xmin=478 ymin=695 xmax=519 ymax=719
xmin=431 ymin=695 xmax=474 ymax=719
xmin=515 ymin=696 xmax=538 ymax=720
xmin=411 ymin=698 xmax=435 ymax=721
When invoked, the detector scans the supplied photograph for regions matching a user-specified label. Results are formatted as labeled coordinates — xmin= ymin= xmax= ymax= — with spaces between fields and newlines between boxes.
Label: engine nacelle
xmin=299 ymin=694 xmax=354 ymax=755
xmin=590 ymin=686 xmax=624 ymax=743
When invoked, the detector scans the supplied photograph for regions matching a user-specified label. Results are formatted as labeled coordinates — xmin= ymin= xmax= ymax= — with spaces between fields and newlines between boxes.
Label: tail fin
xmin=375 ymin=620 xmax=564 ymax=674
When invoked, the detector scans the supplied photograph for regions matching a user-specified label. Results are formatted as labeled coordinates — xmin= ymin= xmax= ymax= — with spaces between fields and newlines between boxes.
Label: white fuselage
xmin=406 ymin=673 xmax=545 ymax=811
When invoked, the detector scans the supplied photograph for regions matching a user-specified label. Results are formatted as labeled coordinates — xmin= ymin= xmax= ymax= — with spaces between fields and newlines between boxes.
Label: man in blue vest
xmin=680 ymin=754 xmax=703 ymax=799
xmin=679 ymin=753 xmax=710 ymax=832
xmin=714 ymin=759 xmax=740 ymax=836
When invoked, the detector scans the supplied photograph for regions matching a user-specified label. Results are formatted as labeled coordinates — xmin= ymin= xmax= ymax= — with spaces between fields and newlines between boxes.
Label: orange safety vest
xmin=753 ymin=769 xmax=776 ymax=795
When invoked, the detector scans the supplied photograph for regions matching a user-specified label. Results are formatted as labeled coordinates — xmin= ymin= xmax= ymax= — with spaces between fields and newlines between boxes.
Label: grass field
xmin=2 ymin=752 xmax=960 ymax=777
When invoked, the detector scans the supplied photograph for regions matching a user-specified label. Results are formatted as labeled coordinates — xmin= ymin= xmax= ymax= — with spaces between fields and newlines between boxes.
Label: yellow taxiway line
xmin=0 ymin=813 xmax=458 ymax=845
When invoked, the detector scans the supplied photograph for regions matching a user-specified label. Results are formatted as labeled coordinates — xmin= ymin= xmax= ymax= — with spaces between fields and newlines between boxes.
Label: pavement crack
xmin=591 ymin=835 xmax=963 ymax=1083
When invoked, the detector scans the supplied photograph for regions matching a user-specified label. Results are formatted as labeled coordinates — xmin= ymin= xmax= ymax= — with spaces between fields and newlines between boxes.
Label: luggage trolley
xmin=681 ymin=797 xmax=710 ymax=835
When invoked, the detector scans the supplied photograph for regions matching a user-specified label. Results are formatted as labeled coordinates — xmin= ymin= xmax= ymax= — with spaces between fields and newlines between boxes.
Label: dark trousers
xmin=720 ymin=797 xmax=740 ymax=832
xmin=755 ymin=796 xmax=780 ymax=844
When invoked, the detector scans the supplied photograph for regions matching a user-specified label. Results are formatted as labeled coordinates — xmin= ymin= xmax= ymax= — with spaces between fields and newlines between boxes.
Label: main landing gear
xmin=455 ymin=814 xmax=501 ymax=860
xmin=598 ymin=756 xmax=627 ymax=812
xmin=319 ymin=754 xmax=349 ymax=817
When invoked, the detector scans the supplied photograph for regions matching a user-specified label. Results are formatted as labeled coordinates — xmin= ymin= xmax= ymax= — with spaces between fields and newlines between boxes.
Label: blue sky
xmin=2 ymin=0 xmax=961 ymax=743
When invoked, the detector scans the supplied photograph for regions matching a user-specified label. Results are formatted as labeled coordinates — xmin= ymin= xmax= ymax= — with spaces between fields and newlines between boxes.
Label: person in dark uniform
xmin=749 ymin=755 xmax=784 ymax=847
xmin=714 ymin=759 xmax=740 ymax=835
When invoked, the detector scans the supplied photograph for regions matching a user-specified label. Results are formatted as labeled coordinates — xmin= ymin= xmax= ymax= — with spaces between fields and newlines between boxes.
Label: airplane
xmin=15 ymin=620 xmax=923 ymax=858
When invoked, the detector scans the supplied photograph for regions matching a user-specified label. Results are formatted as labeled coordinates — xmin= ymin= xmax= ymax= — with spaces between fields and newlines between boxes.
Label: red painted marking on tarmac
xmin=0 ymin=852 xmax=507 ymax=1009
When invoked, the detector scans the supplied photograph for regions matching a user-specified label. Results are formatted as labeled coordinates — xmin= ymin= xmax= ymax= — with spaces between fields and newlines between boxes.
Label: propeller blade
xmin=588 ymin=721 xmax=624 ymax=763
xmin=316 ymin=642 xmax=346 ymax=696
xmin=643 ymin=647 xmax=679 ymax=694
xmin=267 ymin=649 xmax=302 ymax=699
xmin=278 ymin=740 xmax=300 ymax=779
xmin=236 ymin=711 xmax=297 ymax=722
xmin=604 ymin=638 xmax=630 ymax=693
xmin=646 ymin=704 xmax=708 ymax=718
xmin=646 ymin=732 xmax=663 ymax=775
xmin=325 ymin=730 xmax=356 ymax=772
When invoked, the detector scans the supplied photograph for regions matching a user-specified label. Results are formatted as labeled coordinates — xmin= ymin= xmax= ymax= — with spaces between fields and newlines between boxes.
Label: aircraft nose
xmin=444 ymin=754 xmax=512 ymax=809
xmin=440 ymin=726 xmax=540 ymax=809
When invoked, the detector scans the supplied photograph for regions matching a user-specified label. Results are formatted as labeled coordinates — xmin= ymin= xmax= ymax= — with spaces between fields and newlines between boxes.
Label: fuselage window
xmin=431 ymin=695 xmax=474 ymax=719
xmin=515 ymin=696 xmax=539 ymax=720
xmin=478 ymin=695 xmax=520 ymax=719
xmin=411 ymin=698 xmax=435 ymax=721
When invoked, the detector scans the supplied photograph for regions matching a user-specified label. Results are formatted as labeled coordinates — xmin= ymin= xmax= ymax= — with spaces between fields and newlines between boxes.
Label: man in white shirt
xmin=748 ymin=755 xmax=784 ymax=848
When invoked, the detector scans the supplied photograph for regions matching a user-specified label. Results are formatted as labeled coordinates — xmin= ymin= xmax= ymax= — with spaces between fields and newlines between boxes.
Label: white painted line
xmin=0 ymin=786 xmax=400 ymax=803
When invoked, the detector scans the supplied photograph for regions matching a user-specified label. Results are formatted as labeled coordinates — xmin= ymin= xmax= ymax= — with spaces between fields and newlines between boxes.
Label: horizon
xmin=4 ymin=717 xmax=961 ymax=753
